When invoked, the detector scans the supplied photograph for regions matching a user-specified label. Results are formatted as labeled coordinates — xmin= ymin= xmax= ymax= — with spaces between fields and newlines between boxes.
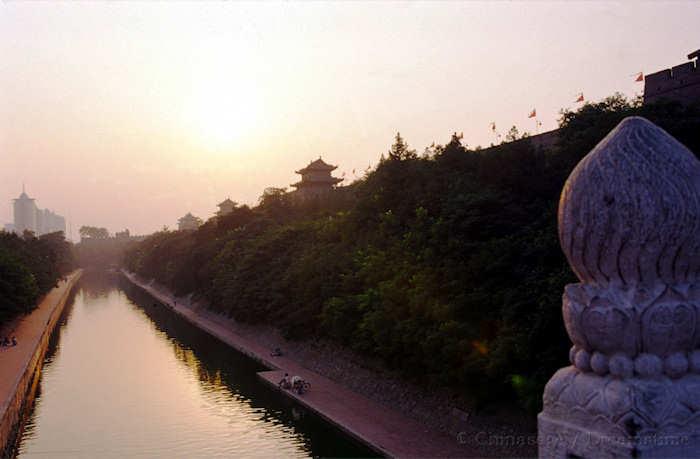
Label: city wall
xmin=644 ymin=54 xmax=700 ymax=105
xmin=0 ymin=270 xmax=82 ymax=457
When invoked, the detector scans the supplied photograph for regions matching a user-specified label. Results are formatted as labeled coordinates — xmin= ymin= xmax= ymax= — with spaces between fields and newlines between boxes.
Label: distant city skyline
xmin=1 ymin=2 xmax=698 ymax=235
xmin=6 ymin=186 xmax=67 ymax=237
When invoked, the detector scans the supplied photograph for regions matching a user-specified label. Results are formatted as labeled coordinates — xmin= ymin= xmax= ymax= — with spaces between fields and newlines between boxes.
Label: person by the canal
xmin=278 ymin=373 xmax=291 ymax=389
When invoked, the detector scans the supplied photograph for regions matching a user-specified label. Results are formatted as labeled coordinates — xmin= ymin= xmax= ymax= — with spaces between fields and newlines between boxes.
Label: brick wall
xmin=644 ymin=54 xmax=700 ymax=105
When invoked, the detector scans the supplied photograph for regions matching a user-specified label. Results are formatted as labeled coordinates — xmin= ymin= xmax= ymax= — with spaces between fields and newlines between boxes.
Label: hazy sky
xmin=1 ymin=2 xmax=698 ymax=237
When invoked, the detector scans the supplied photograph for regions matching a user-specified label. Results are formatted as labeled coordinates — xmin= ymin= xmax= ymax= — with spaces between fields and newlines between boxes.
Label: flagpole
xmin=527 ymin=108 xmax=537 ymax=134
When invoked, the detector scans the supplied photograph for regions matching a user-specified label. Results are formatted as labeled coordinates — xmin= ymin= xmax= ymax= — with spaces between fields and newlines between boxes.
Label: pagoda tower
xmin=216 ymin=198 xmax=237 ymax=217
xmin=291 ymin=157 xmax=343 ymax=199
xmin=177 ymin=212 xmax=201 ymax=231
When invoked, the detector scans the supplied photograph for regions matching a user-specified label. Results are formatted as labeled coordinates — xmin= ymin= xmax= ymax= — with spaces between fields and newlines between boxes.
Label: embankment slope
xmin=0 ymin=270 xmax=83 ymax=456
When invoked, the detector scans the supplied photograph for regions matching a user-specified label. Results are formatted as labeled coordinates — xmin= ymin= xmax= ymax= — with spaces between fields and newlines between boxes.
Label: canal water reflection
xmin=15 ymin=272 xmax=376 ymax=458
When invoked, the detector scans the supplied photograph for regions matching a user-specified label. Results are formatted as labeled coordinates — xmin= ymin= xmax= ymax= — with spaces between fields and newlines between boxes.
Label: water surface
xmin=15 ymin=272 xmax=375 ymax=458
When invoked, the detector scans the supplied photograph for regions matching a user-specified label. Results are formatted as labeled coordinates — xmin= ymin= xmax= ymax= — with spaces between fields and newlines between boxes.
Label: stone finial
xmin=559 ymin=116 xmax=700 ymax=287
xmin=559 ymin=117 xmax=700 ymax=378
xmin=540 ymin=117 xmax=700 ymax=458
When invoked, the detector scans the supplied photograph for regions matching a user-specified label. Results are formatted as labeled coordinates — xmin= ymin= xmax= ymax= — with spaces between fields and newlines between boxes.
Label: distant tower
xmin=177 ymin=212 xmax=202 ymax=231
xmin=13 ymin=186 xmax=37 ymax=234
xmin=40 ymin=209 xmax=66 ymax=234
xmin=216 ymin=198 xmax=237 ymax=217
xmin=291 ymin=157 xmax=343 ymax=199
xmin=10 ymin=186 xmax=66 ymax=236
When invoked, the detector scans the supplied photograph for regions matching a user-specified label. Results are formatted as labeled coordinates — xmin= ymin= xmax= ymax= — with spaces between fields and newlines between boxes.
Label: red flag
xmin=635 ymin=72 xmax=644 ymax=82
xmin=576 ymin=93 xmax=584 ymax=103
xmin=528 ymin=109 xmax=536 ymax=118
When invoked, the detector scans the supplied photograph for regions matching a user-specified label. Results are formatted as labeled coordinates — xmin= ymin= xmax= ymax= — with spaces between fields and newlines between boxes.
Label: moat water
xmin=13 ymin=272 xmax=375 ymax=458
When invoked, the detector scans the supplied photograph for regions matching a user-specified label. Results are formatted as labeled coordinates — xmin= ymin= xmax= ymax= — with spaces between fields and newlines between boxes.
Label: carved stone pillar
xmin=538 ymin=117 xmax=700 ymax=458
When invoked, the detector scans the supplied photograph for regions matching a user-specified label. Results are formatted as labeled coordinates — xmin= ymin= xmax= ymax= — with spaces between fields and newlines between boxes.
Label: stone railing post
xmin=538 ymin=117 xmax=700 ymax=458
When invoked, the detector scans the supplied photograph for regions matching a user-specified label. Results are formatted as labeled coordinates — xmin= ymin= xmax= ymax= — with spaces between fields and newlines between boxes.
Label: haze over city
xmin=3 ymin=1 xmax=700 ymax=458
xmin=1 ymin=1 xmax=698 ymax=236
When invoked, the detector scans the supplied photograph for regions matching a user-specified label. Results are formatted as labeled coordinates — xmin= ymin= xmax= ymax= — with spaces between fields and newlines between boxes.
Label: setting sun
xmin=187 ymin=75 xmax=261 ymax=149
xmin=2 ymin=2 xmax=700 ymax=458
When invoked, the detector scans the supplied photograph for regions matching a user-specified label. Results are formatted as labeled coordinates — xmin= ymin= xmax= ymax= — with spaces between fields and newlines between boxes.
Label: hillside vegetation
xmin=0 ymin=231 xmax=74 ymax=326
xmin=123 ymin=95 xmax=700 ymax=411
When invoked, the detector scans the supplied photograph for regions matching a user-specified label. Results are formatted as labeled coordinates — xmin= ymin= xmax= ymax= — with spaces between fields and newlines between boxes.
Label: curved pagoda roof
xmin=295 ymin=157 xmax=338 ymax=175
xmin=178 ymin=212 xmax=198 ymax=222
xmin=291 ymin=176 xmax=343 ymax=188
xmin=217 ymin=198 xmax=236 ymax=207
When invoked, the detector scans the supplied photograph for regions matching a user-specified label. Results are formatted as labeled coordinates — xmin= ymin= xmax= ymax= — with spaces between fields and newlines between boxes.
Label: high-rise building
xmin=8 ymin=187 xmax=66 ymax=236
xmin=37 ymin=208 xmax=66 ymax=234
xmin=13 ymin=188 xmax=37 ymax=234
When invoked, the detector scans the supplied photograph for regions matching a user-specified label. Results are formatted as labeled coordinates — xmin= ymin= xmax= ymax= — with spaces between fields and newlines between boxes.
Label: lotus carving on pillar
xmin=538 ymin=117 xmax=700 ymax=458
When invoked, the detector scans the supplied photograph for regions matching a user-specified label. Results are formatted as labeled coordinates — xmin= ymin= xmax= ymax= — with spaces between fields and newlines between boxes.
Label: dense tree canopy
xmin=0 ymin=230 xmax=74 ymax=326
xmin=124 ymin=95 xmax=700 ymax=412
xmin=79 ymin=226 xmax=110 ymax=239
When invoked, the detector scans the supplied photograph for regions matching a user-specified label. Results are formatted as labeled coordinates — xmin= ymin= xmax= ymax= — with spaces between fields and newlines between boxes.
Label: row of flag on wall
xmin=489 ymin=72 xmax=645 ymax=134
xmin=340 ymin=71 xmax=646 ymax=180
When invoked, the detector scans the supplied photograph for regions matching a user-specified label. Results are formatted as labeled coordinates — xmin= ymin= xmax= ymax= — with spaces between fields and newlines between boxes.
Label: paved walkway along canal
xmin=0 ymin=271 xmax=82 ymax=457
xmin=122 ymin=271 xmax=472 ymax=458
xmin=9 ymin=271 xmax=376 ymax=458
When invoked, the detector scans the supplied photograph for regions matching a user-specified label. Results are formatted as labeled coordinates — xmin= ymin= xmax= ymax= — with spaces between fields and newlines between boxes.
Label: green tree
xmin=504 ymin=126 xmax=520 ymax=142
xmin=121 ymin=94 xmax=700 ymax=414
xmin=387 ymin=132 xmax=417 ymax=161
xmin=0 ymin=230 xmax=73 ymax=326
xmin=0 ymin=249 xmax=39 ymax=323
xmin=79 ymin=226 xmax=109 ymax=239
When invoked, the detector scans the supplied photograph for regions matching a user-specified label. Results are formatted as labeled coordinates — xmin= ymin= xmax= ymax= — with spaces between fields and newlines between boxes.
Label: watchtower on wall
xmin=291 ymin=157 xmax=343 ymax=200
xmin=644 ymin=49 xmax=700 ymax=105
xmin=177 ymin=212 xmax=201 ymax=231
xmin=216 ymin=198 xmax=237 ymax=217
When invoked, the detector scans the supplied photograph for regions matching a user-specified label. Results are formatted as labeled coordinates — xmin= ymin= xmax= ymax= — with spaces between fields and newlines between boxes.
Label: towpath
xmin=122 ymin=270 xmax=473 ymax=458
xmin=0 ymin=271 xmax=82 ymax=449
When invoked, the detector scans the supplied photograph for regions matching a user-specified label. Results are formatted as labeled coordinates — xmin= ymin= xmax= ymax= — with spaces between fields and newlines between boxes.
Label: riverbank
xmin=124 ymin=273 xmax=537 ymax=457
xmin=122 ymin=270 xmax=481 ymax=457
xmin=0 ymin=270 xmax=82 ymax=456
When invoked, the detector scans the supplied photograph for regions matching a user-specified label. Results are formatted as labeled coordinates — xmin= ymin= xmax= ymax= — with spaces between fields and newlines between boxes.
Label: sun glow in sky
xmin=1 ymin=2 xmax=698 ymax=236
xmin=187 ymin=71 xmax=262 ymax=150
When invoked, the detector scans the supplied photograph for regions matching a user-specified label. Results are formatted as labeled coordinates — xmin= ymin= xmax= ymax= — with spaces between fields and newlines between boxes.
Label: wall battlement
xmin=644 ymin=50 xmax=700 ymax=105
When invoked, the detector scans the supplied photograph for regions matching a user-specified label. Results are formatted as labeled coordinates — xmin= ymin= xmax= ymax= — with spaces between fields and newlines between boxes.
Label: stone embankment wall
xmin=122 ymin=270 xmax=536 ymax=457
xmin=0 ymin=270 xmax=82 ymax=457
